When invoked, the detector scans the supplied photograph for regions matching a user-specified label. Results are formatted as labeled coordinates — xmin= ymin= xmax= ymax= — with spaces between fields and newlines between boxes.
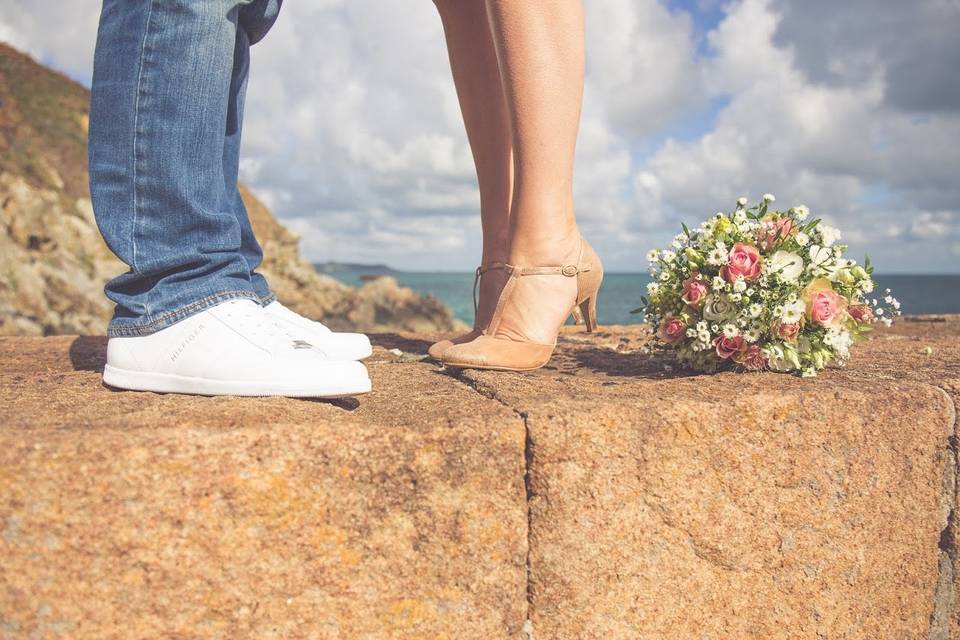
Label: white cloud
xmin=0 ymin=0 xmax=98 ymax=82
xmin=585 ymin=0 xmax=701 ymax=135
xmin=0 ymin=0 xmax=957 ymax=272
xmin=635 ymin=0 xmax=960 ymax=271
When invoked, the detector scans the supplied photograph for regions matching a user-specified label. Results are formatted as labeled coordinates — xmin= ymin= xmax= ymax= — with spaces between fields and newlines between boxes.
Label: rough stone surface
xmin=1 ymin=319 xmax=957 ymax=639
xmin=0 ymin=337 xmax=527 ymax=639
xmin=457 ymin=317 xmax=959 ymax=640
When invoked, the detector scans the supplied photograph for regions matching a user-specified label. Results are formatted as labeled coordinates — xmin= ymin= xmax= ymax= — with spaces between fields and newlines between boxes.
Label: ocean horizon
xmin=317 ymin=266 xmax=960 ymax=326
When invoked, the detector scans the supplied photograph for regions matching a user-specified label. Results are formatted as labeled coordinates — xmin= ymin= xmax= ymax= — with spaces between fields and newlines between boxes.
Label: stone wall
xmin=1 ymin=317 xmax=957 ymax=638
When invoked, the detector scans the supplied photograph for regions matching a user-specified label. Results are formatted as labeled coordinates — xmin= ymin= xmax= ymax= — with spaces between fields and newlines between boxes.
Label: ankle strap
xmin=506 ymin=264 xmax=591 ymax=277
xmin=478 ymin=262 xmax=507 ymax=276
xmin=473 ymin=262 xmax=507 ymax=322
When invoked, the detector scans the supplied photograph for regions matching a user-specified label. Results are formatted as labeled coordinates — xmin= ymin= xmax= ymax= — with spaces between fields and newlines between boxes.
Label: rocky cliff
xmin=0 ymin=43 xmax=464 ymax=336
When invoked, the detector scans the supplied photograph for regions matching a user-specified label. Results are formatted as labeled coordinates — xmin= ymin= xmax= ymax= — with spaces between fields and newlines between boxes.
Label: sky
xmin=1 ymin=0 xmax=958 ymax=273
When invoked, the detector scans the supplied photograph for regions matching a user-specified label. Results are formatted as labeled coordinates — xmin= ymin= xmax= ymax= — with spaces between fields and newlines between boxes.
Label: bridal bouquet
xmin=640 ymin=195 xmax=900 ymax=377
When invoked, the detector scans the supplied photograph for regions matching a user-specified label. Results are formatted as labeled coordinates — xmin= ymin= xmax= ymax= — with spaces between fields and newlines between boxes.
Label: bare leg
xmin=433 ymin=0 xmax=513 ymax=333
xmin=484 ymin=0 xmax=587 ymax=344
xmin=486 ymin=0 xmax=584 ymax=265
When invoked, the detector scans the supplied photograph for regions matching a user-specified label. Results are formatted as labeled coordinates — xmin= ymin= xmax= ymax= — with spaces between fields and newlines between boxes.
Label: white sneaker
xmin=263 ymin=300 xmax=372 ymax=361
xmin=103 ymin=299 xmax=371 ymax=397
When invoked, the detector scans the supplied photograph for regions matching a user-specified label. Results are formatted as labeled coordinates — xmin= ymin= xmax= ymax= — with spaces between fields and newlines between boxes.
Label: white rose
xmin=702 ymin=294 xmax=737 ymax=321
xmin=765 ymin=250 xmax=804 ymax=283
xmin=795 ymin=232 xmax=809 ymax=246
xmin=794 ymin=205 xmax=810 ymax=220
xmin=763 ymin=193 xmax=776 ymax=203
xmin=737 ymin=196 xmax=748 ymax=207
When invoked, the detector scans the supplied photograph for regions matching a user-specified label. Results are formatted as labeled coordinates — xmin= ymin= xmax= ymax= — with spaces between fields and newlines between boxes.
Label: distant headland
xmin=314 ymin=262 xmax=397 ymax=276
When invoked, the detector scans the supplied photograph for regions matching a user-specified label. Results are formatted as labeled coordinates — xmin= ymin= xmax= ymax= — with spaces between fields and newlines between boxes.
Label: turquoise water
xmin=321 ymin=269 xmax=960 ymax=326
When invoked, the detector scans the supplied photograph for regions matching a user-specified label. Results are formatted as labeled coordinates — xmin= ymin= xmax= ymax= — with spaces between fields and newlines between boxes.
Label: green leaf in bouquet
xmin=812 ymin=351 xmax=825 ymax=369
xmin=630 ymin=307 xmax=644 ymax=315
xmin=681 ymin=222 xmax=691 ymax=238
xmin=784 ymin=348 xmax=802 ymax=369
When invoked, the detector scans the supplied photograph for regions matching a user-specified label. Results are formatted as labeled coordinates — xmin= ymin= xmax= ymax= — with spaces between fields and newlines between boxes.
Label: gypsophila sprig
xmin=639 ymin=196 xmax=900 ymax=376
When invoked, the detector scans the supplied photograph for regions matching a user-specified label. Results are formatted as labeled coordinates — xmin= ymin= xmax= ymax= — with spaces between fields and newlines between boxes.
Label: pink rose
xmin=758 ymin=217 xmax=795 ymax=251
xmin=806 ymin=286 xmax=848 ymax=327
xmin=722 ymin=243 xmax=762 ymax=283
xmin=660 ymin=316 xmax=687 ymax=345
xmin=734 ymin=344 xmax=767 ymax=370
xmin=775 ymin=321 xmax=800 ymax=342
xmin=714 ymin=335 xmax=745 ymax=359
xmin=849 ymin=304 xmax=873 ymax=323
xmin=681 ymin=275 xmax=709 ymax=309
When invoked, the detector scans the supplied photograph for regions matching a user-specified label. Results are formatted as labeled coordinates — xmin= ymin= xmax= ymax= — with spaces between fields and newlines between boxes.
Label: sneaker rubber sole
xmin=102 ymin=364 xmax=372 ymax=398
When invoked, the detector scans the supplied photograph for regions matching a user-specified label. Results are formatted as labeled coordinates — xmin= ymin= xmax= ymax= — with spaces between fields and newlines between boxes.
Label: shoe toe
xmin=441 ymin=335 xmax=555 ymax=371
xmin=310 ymin=332 xmax=372 ymax=360
xmin=295 ymin=357 xmax=371 ymax=395
xmin=428 ymin=339 xmax=454 ymax=361
xmin=441 ymin=342 xmax=489 ymax=368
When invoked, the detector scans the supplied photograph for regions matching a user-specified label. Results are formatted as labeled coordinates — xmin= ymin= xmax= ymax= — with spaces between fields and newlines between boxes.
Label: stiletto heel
xmin=579 ymin=295 xmax=598 ymax=333
xmin=441 ymin=237 xmax=604 ymax=371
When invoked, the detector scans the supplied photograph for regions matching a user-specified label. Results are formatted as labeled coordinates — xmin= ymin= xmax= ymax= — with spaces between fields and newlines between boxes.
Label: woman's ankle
xmin=480 ymin=234 xmax=510 ymax=267
xmin=508 ymin=227 xmax=581 ymax=265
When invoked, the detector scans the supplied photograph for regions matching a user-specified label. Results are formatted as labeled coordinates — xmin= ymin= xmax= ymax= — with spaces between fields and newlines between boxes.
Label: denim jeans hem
xmin=107 ymin=289 xmax=262 ymax=337
xmin=259 ymin=291 xmax=277 ymax=305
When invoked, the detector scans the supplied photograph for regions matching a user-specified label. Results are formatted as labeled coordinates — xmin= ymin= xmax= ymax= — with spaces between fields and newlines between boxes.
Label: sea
xmin=319 ymin=268 xmax=960 ymax=326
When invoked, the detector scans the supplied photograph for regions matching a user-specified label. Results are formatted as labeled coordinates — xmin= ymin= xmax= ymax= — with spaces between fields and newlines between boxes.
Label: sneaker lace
xmin=221 ymin=302 xmax=296 ymax=353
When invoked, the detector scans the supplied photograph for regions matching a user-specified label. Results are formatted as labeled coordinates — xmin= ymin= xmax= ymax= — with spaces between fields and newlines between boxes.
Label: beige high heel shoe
xmin=441 ymin=238 xmax=603 ymax=371
xmin=427 ymin=262 xmax=506 ymax=361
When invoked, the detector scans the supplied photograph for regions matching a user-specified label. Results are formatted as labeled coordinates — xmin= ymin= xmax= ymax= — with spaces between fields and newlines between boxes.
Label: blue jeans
xmin=89 ymin=0 xmax=282 ymax=337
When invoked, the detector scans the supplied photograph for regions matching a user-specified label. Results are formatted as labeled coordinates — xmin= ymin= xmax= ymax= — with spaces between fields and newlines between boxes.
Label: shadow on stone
xmin=308 ymin=396 xmax=361 ymax=411
xmin=571 ymin=347 xmax=699 ymax=380
xmin=371 ymin=333 xmax=434 ymax=356
xmin=69 ymin=335 xmax=107 ymax=372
